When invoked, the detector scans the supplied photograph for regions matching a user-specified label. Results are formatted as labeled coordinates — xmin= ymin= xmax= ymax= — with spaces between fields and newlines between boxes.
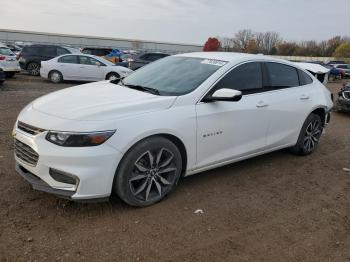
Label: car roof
xmin=176 ymin=52 xmax=291 ymax=64
xmin=0 ymin=43 xmax=10 ymax=48
xmin=294 ymin=62 xmax=330 ymax=74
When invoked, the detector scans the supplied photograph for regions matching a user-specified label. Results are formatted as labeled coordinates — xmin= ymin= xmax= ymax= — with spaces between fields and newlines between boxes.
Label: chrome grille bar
xmin=14 ymin=139 xmax=39 ymax=166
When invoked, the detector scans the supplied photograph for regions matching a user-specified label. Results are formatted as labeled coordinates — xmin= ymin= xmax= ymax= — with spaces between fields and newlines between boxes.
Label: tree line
xmin=203 ymin=29 xmax=350 ymax=58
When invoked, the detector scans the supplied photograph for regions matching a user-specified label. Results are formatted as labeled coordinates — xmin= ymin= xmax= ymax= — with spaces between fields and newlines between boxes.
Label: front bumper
xmin=337 ymin=96 xmax=350 ymax=112
xmin=14 ymin=127 xmax=123 ymax=201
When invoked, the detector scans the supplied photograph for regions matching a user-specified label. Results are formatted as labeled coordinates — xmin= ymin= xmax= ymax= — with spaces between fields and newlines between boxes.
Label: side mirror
xmin=205 ymin=88 xmax=242 ymax=102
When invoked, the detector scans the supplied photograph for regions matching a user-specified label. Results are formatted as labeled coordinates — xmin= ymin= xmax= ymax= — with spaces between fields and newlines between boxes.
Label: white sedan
xmin=0 ymin=44 xmax=21 ymax=77
xmin=40 ymin=54 xmax=133 ymax=83
xmin=14 ymin=52 xmax=333 ymax=206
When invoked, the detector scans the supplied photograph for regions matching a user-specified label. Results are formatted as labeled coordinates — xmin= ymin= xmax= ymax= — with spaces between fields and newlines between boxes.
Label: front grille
xmin=14 ymin=139 xmax=39 ymax=166
xmin=17 ymin=121 xmax=45 ymax=136
xmin=343 ymin=91 xmax=350 ymax=101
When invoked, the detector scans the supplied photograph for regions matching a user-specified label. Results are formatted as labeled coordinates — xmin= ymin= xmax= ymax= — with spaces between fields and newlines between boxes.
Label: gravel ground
xmin=1 ymin=74 xmax=350 ymax=262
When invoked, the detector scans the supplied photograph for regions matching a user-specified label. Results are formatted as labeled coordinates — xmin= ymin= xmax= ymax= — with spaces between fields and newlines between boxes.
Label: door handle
xmin=256 ymin=101 xmax=269 ymax=108
xmin=300 ymin=94 xmax=310 ymax=100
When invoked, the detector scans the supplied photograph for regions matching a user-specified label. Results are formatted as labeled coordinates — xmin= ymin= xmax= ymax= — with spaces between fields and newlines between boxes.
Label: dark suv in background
xmin=117 ymin=52 xmax=170 ymax=70
xmin=18 ymin=45 xmax=80 ymax=75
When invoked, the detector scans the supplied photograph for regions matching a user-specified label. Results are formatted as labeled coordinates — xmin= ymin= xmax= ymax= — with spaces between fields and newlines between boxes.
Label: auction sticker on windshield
xmin=201 ymin=59 xmax=227 ymax=67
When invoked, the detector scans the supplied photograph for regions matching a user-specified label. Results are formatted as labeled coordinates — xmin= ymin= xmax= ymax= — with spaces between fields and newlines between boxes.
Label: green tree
xmin=333 ymin=43 xmax=350 ymax=58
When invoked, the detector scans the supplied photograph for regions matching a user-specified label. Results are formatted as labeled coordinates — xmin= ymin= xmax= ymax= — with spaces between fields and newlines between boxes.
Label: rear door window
xmin=265 ymin=62 xmax=299 ymax=89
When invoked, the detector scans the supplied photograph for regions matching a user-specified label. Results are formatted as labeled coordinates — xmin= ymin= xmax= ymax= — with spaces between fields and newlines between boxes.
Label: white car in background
xmin=294 ymin=62 xmax=330 ymax=85
xmin=14 ymin=52 xmax=333 ymax=206
xmin=0 ymin=44 xmax=21 ymax=78
xmin=40 ymin=54 xmax=133 ymax=83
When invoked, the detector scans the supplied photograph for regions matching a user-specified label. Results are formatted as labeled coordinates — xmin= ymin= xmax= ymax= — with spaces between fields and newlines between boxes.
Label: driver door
xmin=196 ymin=62 xmax=270 ymax=169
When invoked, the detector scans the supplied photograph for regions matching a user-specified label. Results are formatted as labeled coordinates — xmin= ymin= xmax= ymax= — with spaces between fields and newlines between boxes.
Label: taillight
xmin=0 ymin=56 xmax=5 ymax=61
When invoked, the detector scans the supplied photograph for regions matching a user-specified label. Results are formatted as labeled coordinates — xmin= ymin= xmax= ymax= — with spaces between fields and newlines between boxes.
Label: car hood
xmin=31 ymin=81 xmax=177 ymax=121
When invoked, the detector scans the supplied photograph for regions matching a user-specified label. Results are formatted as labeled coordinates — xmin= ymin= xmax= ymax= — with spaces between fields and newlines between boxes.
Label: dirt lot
xmin=1 ymin=74 xmax=350 ymax=262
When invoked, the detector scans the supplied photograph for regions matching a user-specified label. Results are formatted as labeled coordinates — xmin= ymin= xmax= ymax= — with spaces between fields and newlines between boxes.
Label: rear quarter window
xmin=298 ymin=70 xmax=313 ymax=85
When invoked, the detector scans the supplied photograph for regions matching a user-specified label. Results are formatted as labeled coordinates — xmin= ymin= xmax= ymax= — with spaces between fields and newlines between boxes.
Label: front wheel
xmin=290 ymin=113 xmax=323 ymax=155
xmin=106 ymin=72 xmax=120 ymax=81
xmin=114 ymin=137 xmax=182 ymax=207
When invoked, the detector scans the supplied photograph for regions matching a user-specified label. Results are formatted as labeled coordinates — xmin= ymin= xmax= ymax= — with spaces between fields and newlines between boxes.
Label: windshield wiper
xmin=124 ymin=84 xmax=160 ymax=95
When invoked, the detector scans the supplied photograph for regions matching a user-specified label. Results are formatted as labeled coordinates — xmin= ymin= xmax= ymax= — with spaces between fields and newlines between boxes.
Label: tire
xmin=27 ymin=62 xmax=40 ymax=76
xmin=290 ymin=113 xmax=323 ymax=155
xmin=106 ymin=72 xmax=120 ymax=81
xmin=5 ymin=72 xmax=15 ymax=78
xmin=114 ymin=136 xmax=183 ymax=207
xmin=49 ymin=70 xmax=63 ymax=83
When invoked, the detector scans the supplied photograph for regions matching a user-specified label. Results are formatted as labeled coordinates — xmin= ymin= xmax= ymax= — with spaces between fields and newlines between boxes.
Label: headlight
xmin=46 ymin=130 xmax=115 ymax=147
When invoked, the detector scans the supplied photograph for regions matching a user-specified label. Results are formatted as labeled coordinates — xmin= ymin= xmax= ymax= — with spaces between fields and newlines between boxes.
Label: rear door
xmin=56 ymin=55 xmax=80 ymax=79
xmin=263 ymin=62 xmax=314 ymax=149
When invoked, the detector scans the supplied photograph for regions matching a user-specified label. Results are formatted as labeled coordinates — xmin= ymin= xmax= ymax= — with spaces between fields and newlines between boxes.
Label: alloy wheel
xmin=129 ymin=148 xmax=177 ymax=202
xmin=303 ymin=119 xmax=322 ymax=153
xmin=50 ymin=72 xmax=61 ymax=83
xmin=28 ymin=63 xmax=40 ymax=76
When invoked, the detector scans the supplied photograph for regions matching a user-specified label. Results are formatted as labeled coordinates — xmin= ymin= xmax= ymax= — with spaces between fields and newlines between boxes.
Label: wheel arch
xmin=116 ymin=132 xmax=188 ymax=177
xmin=309 ymin=106 xmax=327 ymax=126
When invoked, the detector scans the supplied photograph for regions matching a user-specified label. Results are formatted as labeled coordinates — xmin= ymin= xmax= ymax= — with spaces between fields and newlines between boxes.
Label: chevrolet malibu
xmin=13 ymin=52 xmax=333 ymax=206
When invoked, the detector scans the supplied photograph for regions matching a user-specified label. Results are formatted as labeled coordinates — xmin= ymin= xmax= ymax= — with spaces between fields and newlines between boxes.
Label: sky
xmin=1 ymin=0 xmax=349 ymax=45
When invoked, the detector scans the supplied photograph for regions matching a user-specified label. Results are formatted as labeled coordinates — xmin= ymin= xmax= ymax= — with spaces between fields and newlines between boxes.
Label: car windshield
xmin=0 ymin=47 xmax=15 ymax=56
xmin=122 ymin=56 xmax=226 ymax=96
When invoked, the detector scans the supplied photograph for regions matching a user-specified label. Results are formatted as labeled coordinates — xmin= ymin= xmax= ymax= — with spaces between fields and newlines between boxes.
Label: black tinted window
xmin=214 ymin=62 xmax=263 ymax=94
xmin=41 ymin=46 xmax=56 ymax=56
xmin=298 ymin=70 xmax=313 ymax=85
xmin=139 ymin=54 xmax=151 ymax=61
xmin=58 ymin=55 xmax=78 ymax=64
xmin=57 ymin=47 xmax=70 ymax=56
xmin=266 ymin=63 xmax=299 ymax=88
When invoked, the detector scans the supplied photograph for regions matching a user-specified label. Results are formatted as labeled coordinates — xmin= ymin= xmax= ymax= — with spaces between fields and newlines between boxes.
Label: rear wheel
xmin=290 ymin=113 xmax=323 ymax=155
xmin=27 ymin=62 xmax=40 ymax=76
xmin=49 ymin=70 xmax=63 ymax=83
xmin=114 ymin=136 xmax=182 ymax=207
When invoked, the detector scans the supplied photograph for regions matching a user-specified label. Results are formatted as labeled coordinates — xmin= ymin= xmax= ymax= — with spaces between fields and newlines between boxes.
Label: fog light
xmin=49 ymin=168 xmax=78 ymax=185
